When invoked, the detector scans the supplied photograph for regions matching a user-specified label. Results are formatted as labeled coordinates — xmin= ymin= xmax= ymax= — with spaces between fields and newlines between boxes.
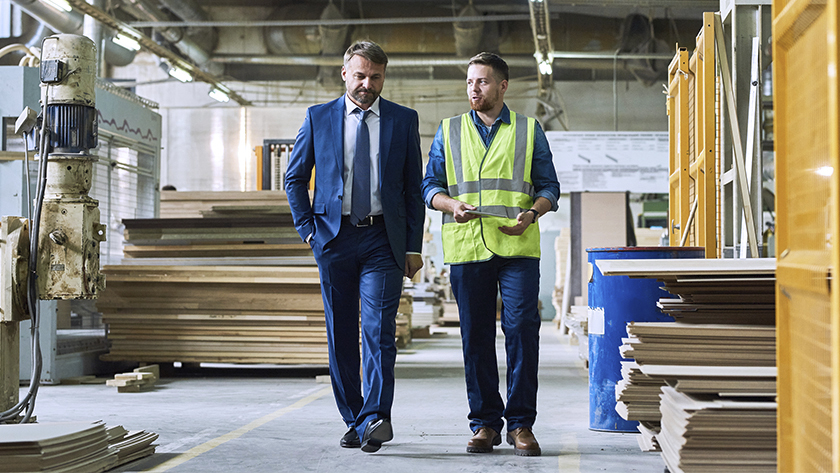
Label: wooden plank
xmin=595 ymin=258 xmax=776 ymax=277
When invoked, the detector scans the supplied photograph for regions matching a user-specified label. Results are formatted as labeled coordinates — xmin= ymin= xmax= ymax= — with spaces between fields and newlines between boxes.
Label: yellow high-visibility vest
xmin=440 ymin=111 xmax=541 ymax=264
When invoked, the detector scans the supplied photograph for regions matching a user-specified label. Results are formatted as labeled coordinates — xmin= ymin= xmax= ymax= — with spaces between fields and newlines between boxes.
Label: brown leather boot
xmin=506 ymin=427 xmax=541 ymax=456
xmin=466 ymin=427 xmax=502 ymax=453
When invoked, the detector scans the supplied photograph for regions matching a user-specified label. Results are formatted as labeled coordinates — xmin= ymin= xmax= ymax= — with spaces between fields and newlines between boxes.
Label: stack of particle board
xmin=396 ymin=294 xmax=413 ymax=348
xmin=438 ymin=300 xmax=459 ymax=326
xmin=597 ymin=257 xmax=777 ymax=467
xmin=615 ymin=361 xmax=666 ymax=423
xmin=0 ymin=421 xmax=157 ymax=472
xmin=657 ymin=386 xmax=776 ymax=473
xmin=121 ymin=216 xmax=311 ymax=259
xmin=98 ymin=265 xmax=328 ymax=365
xmin=405 ymin=282 xmax=443 ymax=329
xmin=620 ymin=323 xmax=776 ymax=367
xmin=565 ymin=305 xmax=589 ymax=365
xmin=159 ymin=190 xmax=291 ymax=219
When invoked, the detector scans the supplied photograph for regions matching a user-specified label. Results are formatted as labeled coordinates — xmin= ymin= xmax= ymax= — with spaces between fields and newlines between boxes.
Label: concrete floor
xmin=28 ymin=325 xmax=668 ymax=473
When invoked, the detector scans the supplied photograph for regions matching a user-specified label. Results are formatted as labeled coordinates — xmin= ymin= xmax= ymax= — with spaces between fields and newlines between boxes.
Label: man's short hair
xmin=344 ymin=41 xmax=389 ymax=67
xmin=468 ymin=52 xmax=509 ymax=82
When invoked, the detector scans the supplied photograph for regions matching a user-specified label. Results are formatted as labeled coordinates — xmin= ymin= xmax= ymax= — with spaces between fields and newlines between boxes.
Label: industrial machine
xmin=0 ymin=33 xmax=105 ymax=423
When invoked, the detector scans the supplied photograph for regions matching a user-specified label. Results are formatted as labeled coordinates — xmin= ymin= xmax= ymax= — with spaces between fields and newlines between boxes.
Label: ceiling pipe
xmin=157 ymin=0 xmax=217 ymax=54
xmin=119 ymin=0 xmax=218 ymax=73
xmin=10 ymin=0 xmax=136 ymax=66
xmin=210 ymin=52 xmax=673 ymax=68
xmin=453 ymin=2 xmax=483 ymax=58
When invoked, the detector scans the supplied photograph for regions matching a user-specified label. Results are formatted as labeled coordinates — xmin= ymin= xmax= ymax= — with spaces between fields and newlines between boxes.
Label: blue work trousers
xmin=450 ymin=256 xmax=541 ymax=435
xmin=311 ymin=221 xmax=403 ymax=440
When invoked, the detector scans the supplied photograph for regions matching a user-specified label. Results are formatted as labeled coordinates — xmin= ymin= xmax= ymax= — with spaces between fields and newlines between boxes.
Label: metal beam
xmin=128 ymin=14 xmax=533 ymax=28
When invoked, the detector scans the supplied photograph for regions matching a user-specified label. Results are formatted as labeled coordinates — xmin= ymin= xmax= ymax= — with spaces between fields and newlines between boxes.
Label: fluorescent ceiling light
xmin=209 ymin=88 xmax=230 ymax=103
xmin=113 ymin=34 xmax=141 ymax=51
xmin=168 ymin=66 xmax=192 ymax=83
xmin=43 ymin=0 xmax=71 ymax=12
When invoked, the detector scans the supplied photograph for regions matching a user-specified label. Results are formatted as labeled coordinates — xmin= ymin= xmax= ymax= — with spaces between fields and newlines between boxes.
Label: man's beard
xmin=470 ymin=91 xmax=498 ymax=112
xmin=351 ymin=87 xmax=379 ymax=106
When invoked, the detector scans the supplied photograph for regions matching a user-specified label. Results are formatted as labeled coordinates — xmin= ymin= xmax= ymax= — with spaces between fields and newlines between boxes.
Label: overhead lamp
xmin=112 ymin=34 xmax=141 ymax=51
xmin=168 ymin=66 xmax=192 ymax=83
xmin=43 ymin=0 xmax=72 ymax=12
xmin=530 ymin=0 xmax=544 ymax=3
xmin=209 ymin=88 xmax=230 ymax=103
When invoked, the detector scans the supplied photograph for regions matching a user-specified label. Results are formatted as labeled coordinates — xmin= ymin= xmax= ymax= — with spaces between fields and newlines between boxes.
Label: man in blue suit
xmin=285 ymin=41 xmax=424 ymax=453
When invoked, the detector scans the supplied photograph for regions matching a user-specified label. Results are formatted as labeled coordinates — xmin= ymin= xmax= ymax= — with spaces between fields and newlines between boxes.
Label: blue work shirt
xmin=422 ymin=104 xmax=561 ymax=211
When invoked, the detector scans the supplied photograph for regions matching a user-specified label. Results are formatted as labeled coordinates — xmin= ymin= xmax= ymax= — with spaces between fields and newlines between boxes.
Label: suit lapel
xmin=330 ymin=96 xmax=345 ymax=180
xmin=379 ymin=98 xmax=393 ymax=185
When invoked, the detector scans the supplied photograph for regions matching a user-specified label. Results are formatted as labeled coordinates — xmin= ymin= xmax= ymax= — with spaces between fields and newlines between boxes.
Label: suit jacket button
xmin=338 ymin=195 xmax=343 ymax=200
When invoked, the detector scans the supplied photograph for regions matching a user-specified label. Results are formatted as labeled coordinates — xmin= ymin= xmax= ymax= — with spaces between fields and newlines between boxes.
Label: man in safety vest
xmin=421 ymin=52 xmax=560 ymax=456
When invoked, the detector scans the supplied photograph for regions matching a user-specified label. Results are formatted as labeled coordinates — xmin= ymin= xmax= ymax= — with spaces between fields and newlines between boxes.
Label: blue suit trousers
xmin=450 ymin=256 xmax=541 ymax=435
xmin=311 ymin=220 xmax=403 ymax=440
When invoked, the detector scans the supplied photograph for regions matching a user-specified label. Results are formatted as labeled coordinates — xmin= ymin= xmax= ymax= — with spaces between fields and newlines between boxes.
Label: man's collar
xmin=469 ymin=104 xmax=510 ymax=127
xmin=345 ymin=94 xmax=381 ymax=116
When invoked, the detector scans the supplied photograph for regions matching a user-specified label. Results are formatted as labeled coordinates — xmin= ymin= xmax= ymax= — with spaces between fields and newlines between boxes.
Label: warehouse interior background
xmin=0 ymin=0 xmax=820 ymax=471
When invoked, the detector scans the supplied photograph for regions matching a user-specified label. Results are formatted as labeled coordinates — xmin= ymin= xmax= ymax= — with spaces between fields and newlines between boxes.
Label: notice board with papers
xmin=545 ymin=131 xmax=669 ymax=193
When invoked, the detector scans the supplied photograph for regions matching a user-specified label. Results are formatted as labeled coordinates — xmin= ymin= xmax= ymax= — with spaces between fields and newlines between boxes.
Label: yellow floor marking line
xmin=147 ymin=386 xmax=332 ymax=472
xmin=557 ymin=432 xmax=581 ymax=472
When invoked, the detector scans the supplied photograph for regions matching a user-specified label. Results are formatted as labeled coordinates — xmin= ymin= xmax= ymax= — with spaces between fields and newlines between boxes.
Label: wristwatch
xmin=526 ymin=208 xmax=539 ymax=224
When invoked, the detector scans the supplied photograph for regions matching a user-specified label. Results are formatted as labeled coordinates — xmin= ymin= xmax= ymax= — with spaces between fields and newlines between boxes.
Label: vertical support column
xmin=719 ymin=0 xmax=768 ymax=257
xmin=0 ymin=322 xmax=19 ymax=412
xmin=696 ymin=13 xmax=718 ymax=258
xmin=668 ymin=48 xmax=691 ymax=246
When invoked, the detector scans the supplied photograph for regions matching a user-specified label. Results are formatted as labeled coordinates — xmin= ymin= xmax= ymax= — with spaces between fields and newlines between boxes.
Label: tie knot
xmin=356 ymin=108 xmax=371 ymax=121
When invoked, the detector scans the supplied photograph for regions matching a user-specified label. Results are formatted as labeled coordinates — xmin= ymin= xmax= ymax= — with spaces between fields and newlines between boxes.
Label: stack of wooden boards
xmin=0 ymin=421 xmax=157 ymax=472
xmin=396 ymin=294 xmax=413 ymax=348
xmin=404 ymin=282 xmax=444 ymax=331
xmin=596 ymin=258 xmax=777 ymax=473
xmin=106 ymin=365 xmax=159 ymax=393
xmin=124 ymin=190 xmax=310 ymax=259
xmin=99 ymin=265 xmax=326 ymax=364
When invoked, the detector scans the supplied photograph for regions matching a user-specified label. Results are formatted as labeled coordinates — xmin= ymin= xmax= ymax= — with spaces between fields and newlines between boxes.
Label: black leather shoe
xmin=340 ymin=427 xmax=360 ymax=448
xmin=361 ymin=418 xmax=393 ymax=453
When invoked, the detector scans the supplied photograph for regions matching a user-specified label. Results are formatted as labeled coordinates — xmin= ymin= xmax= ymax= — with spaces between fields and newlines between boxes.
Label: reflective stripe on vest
xmin=440 ymin=111 xmax=541 ymax=264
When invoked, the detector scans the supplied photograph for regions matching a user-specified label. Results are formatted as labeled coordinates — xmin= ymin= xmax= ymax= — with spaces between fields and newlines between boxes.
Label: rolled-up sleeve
xmin=421 ymin=122 xmax=448 ymax=209
xmin=531 ymin=122 xmax=561 ymax=212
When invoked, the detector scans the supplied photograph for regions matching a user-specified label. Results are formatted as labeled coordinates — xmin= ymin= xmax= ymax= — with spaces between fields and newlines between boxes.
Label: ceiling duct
xmin=11 ymin=0 xmax=135 ymax=66
xmin=264 ymin=4 xmax=323 ymax=56
xmin=617 ymin=13 xmax=669 ymax=87
xmin=317 ymin=2 xmax=348 ymax=86
xmin=158 ymin=0 xmax=217 ymax=55
xmin=119 ymin=0 xmax=217 ymax=73
xmin=453 ymin=2 xmax=483 ymax=57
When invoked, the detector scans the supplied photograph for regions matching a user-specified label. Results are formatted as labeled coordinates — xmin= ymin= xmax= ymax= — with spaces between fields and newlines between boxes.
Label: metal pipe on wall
xmin=11 ymin=0 xmax=136 ymax=66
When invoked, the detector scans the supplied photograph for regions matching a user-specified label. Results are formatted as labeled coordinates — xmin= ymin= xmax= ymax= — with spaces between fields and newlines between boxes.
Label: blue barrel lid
xmin=586 ymin=246 xmax=705 ymax=253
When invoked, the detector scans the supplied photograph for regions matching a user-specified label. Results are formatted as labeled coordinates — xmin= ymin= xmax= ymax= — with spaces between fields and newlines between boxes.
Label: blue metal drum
xmin=587 ymin=246 xmax=704 ymax=432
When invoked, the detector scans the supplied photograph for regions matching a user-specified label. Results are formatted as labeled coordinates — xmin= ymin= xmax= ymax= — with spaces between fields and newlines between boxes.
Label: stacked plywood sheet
xmin=405 ymin=282 xmax=443 ymax=329
xmin=620 ymin=323 xmax=776 ymax=367
xmin=121 ymin=216 xmax=311 ymax=259
xmin=98 ymin=265 xmax=327 ymax=365
xmin=159 ymin=190 xmax=292 ymax=219
xmin=597 ymin=258 xmax=777 ymax=469
xmin=566 ymin=305 xmax=589 ymax=365
xmin=396 ymin=294 xmax=413 ymax=348
xmin=0 ymin=421 xmax=156 ymax=473
xmin=657 ymin=387 xmax=776 ymax=473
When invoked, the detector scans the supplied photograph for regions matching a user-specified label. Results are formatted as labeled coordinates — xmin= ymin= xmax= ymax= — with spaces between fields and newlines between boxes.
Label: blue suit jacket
xmin=285 ymin=95 xmax=425 ymax=270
